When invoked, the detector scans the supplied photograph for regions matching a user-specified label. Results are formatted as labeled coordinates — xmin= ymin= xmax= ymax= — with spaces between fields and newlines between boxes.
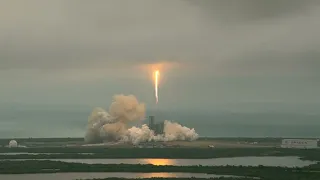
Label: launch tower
xmin=148 ymin=115 xmax=164 ymax=135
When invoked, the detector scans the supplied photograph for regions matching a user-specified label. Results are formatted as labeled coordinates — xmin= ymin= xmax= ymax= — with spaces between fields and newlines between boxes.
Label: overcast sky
xmin=1 ymin=0 xmax=320 ymax=111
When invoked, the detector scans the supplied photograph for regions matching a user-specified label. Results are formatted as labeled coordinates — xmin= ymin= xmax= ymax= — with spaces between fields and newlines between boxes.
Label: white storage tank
xmin=8 ymin=140 xmax=18 ymax=148
xmin=281 ymin=139 xmax=318 ymax=149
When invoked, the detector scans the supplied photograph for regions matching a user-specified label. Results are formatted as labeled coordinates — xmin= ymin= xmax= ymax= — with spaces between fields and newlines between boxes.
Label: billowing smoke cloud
xmin=84 ymin=94 xmax=199 ymax=145
xmin=162 ymin=120 xmax=198 ymax=141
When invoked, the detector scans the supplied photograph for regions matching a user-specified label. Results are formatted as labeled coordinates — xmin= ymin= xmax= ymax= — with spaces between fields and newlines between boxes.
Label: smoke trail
xmin=84 ymin=94 xmax=199 ymax=145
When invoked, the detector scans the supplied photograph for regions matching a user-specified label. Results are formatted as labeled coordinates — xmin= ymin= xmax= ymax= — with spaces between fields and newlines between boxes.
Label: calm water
xmin=6 ymin=156 xmax=316 ymax=167
xmin=0 ymin=172 xmax=236 ymax=180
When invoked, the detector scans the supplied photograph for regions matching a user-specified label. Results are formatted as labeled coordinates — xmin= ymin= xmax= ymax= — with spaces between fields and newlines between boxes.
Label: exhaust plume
xmin=163 ymin=120 xmax=198 ymax=141
xmin=84 ymin=94 xmax=199 ymax=145
xmin=153 ymin=70 xmax=159 ymax=104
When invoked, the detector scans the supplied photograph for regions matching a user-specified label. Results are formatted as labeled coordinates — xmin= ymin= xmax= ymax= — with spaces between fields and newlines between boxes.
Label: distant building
xmin=281 ymin=139 xmax=318 ymax=149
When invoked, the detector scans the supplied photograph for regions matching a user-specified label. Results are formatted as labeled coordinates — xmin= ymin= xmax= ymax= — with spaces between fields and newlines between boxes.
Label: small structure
xmin=149 ymin=116 xmax=155 ymax=130
xmin=148 ymin=116 xmax=164 ymax=135
xmin=8 ymin=140 xmax=18 ymax=148
xmin=281 ymin=139 xmax=318 ymax=149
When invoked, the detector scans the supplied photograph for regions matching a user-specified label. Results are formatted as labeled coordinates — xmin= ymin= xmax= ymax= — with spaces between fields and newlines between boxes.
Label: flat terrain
xmin=163 ymin=140 xmax=276 ymax=148
xmin=0 ymin=137 xmax=319 ymax=180
xmin=0 ymin=137 xmax=319 ymax=160
xmin=0 ymin=137 xmax=285 ymax=148
xmin=1 ymin=160 xmax=320 ymax=180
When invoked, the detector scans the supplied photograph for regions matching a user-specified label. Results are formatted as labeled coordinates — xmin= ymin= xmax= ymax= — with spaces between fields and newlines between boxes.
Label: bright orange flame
xmin=135 ymin=61 xmax=180 ymax=104
xmin=154 ymin=70 xmax=160 ymax=104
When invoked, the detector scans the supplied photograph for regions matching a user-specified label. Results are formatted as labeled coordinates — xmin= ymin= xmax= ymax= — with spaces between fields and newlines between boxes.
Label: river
xmin=0 ymin=172 xmax=238 ymax=180
xmin=3 ymin=156 xmax=316 ymax=167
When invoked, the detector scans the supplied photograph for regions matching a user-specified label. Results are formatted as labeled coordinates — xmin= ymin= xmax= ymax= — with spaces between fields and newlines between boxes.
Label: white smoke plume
xmin=163 ymin=120 xmax=198 ymax=141
xmin=126 ymin=124 xmax=155 ymax=145
xmin=84 ymin=94 xmax=199 ymax=145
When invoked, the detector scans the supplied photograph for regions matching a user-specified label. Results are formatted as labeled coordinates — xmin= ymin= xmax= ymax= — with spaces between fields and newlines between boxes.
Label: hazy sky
xmin=1 ymin=0 xmax=320 ymax=111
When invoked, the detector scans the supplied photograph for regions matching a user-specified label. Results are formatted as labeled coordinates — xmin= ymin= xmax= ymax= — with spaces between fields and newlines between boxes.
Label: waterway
xmin=4 ymin=156 xmax=315 ymax=167
xmin=0 ymin=172 xmax=237 ymax=180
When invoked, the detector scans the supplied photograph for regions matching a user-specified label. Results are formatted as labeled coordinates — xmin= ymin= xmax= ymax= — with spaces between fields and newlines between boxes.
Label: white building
xmin=281 ymin=139 xmax=318 ymax=149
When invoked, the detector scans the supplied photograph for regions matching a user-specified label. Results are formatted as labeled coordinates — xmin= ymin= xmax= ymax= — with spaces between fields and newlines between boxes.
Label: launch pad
xmin=148 ymin=115 xmax=164 ymax=135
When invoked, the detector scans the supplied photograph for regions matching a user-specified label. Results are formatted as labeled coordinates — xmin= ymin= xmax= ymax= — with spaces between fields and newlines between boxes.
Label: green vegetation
xmin=198 ymin=137 xmax=319 ymax=142
xmin=0 ymin=137 xmax=284 ymax=144
xmin=78 ymin=178 xmax=255 ymax=180
xmin=0 ymin=137 xmax=83 ymax=145
xmin=1 ymin=138 xmax=319 ymax=179
xmin=1 ymin=147 xmax=320 ymax=161
xmin=198 ymin=137 xmax=283 ymax=142
xmin=0 ymin=137 xmax=84 ymax=147
xmin=0 ymin=160 xmax=319 ymax=180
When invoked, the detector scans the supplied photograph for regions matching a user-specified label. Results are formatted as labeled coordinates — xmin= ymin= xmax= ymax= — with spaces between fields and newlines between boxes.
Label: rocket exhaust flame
xmin=154 ymin=70 xmax=159 ymax=104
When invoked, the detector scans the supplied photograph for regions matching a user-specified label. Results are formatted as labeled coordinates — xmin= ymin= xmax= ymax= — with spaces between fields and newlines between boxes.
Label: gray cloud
xmin=188 ymin=0 xmax=320 ymax=23
xmin=0 ymin=0 xmax=206 ymax=70
xmin=0 ymin=0 xmax=320 ymax=78
xmin=218 ymin=51 xmax=320 ymax=76
xmin=2 ymin=0 xmax=320 ymax=133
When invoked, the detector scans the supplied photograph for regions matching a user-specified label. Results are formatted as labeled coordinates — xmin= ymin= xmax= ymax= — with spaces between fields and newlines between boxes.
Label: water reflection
xmin=0 ymin=172 xmax=231 ymax=180
xmin=3 ymin=156 xmax=315 ymax=167
xmin=140 ymin=158 xmax=176 ymax=166
xmin=138 ymin=172 xmax=178 ymax=178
